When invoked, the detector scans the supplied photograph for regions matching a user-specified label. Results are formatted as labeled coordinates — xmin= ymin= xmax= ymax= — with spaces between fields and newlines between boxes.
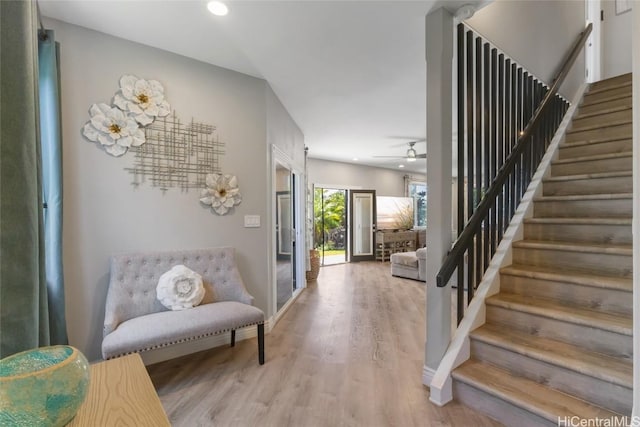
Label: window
xmin=408 ymin=181 xmax=427 ymax=228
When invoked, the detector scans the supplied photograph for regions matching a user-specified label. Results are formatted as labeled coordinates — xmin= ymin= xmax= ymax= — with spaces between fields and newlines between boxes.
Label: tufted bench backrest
xmin=103 ymin=247 xmax=254 ymax=336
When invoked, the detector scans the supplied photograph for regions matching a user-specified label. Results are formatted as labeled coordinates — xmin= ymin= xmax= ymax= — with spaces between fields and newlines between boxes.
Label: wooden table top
xmin=68 ymin=353 xmax=170 ymax=426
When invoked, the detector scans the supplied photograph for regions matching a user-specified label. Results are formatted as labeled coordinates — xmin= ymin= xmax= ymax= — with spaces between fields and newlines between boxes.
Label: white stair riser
xmin=501 ymin=274 xmax=632 ymax=316
xmin=533 ymin=198 xmax=632 ymax=218
xmin=583 ymin=86 xmax=632 ymax=105
xmin=543 ymin=175 xmax=632 ymax=196
xmin=470 ymin=340 xmax=632 ymax=415
xmin=564 ymin=123 xmax=631 ymax=143
xmin=485 ymin=305 xmax=632 ymax=359
xmin=577 ymin=96 xmax=632 ymax=117
xmin=523 ymin=222 xmax=632 ymax=245
xmin=452 ymin=380 xmax=554 ymax=427
xmin=558 ymin=139 xmax=632 ymax=159
xmin=571 ymin=109 xmax=632 ymax=131
xmin=551 ymin=156 xmax=631 ymax=176
xmin=513 ymin=247 xmax=632 ymax=278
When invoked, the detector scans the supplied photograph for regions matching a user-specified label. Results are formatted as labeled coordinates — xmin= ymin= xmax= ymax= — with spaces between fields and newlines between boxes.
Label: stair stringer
xmin=427 ymin=83 xmax=588 ymax=407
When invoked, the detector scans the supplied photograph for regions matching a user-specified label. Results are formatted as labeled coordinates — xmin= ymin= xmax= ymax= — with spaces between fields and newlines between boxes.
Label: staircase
xmin=451 ymin=73 xmax=633 ymax=426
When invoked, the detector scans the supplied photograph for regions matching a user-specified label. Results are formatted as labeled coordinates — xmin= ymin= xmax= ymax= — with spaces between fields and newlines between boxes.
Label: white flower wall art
xmin=113 ymin=75 xmax=171 ymax=126
xmin=82 ymin=103 xmax=145 ymax=157
xmin=200 ymin=173 xmax=242 ymax=215
xmin=81 ymin=75 xmax=170 ymax=157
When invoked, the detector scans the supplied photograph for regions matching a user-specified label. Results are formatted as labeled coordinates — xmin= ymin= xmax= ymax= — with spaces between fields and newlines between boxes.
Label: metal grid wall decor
xmin=125 ymin=111 xmax=225 ymax=192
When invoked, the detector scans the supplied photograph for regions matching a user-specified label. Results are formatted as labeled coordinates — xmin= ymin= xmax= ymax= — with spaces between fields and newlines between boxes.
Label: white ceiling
xmin=40 ymin=0 xmax=482 ymax=174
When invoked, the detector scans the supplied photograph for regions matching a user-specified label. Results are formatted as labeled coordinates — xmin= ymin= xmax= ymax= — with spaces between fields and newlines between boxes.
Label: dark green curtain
xmin=39 ymin=29 xmax=68 ymax=346
xmin=0 ymin=0 xmax=66 ymax=357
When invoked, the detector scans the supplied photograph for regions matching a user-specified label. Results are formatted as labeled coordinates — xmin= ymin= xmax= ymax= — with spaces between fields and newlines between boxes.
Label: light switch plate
xmin=244 ymin=215 xmax=261 ymax=228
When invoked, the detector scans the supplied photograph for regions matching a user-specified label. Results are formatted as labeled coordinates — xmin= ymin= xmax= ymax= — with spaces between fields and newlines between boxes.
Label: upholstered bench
xmin=390 ymin=248 xmax=426 ymax=281
xmin=101 ymin=247 xmax=265 ymax=364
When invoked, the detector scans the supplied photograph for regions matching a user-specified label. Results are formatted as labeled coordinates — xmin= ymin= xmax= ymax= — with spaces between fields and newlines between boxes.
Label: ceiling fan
xmin=374 ymin=141 xmax=426 ymax=162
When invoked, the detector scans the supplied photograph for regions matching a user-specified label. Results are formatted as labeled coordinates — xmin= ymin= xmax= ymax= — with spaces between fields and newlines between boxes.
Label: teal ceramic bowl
xmin=0 ymin=345 xmax=90 ymax=426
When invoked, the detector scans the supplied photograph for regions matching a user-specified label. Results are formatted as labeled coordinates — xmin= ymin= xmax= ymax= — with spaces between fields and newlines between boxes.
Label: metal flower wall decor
xmin=82 ymin=75 xmax=170 ymax=157
xmin=200 ymin=173 xmax=242 ymax=215
xmin=81 ymin=75 xmax=243 ymax=216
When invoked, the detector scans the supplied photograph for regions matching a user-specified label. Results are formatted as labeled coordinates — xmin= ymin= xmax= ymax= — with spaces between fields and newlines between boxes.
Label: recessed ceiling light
xmin=353 ymin=157 xmax=359 ymax=161
xmin=398 ymin=164 xmax=405 ymax=168
xmin=207 ymin=1 xmax=229 ymax=16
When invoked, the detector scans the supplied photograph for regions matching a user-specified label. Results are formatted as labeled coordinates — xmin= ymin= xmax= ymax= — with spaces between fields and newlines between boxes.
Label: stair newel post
xmin=423 ymin=6 xmax=454 ymax=388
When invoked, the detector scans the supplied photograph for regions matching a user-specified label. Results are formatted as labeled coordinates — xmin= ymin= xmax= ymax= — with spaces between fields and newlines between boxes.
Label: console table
xmin=68 ymin=353 xmax=170 ymax=426
xmin=375 ymin=230 xmax=417 ymax=261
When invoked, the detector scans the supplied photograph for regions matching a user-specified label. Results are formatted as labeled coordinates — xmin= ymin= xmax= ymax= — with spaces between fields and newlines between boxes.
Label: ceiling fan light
xmin=406 ymin=157 xmax=416 ymax=163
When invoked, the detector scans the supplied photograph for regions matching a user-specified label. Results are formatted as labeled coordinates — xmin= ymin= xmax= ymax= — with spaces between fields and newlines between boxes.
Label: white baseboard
xmin=423 ymin=365 xmax=437 ymax=386
xmin=427 ymin=83 xmax=588 ymax=406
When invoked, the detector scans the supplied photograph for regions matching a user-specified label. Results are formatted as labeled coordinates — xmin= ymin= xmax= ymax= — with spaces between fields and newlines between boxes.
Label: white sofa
xmin=390 ymin=248 xmax=426 ymax=281
xmin=101 ymin=247 xmax=265 ymax=364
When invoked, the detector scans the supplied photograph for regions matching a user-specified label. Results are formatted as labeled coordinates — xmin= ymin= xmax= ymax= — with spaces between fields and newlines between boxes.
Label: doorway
xmin=273 ymin=147 xmax=304 ymax=315
xmin=313 ymin=187 xmax=347 ymax=266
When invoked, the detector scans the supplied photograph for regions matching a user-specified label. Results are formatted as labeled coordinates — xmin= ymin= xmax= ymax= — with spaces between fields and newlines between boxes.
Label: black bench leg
xmin=230 ymin=330 xmax=236 ymax=347
xmin=257 ymin=323 xmax=265 ymax=365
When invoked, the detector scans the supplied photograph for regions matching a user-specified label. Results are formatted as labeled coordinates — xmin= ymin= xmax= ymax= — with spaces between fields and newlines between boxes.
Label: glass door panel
xmin=349 ymin=190 xmax=376 ymax=262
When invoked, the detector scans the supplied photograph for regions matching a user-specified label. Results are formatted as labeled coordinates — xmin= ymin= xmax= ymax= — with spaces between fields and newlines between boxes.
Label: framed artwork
xmin=615 ymin=0 xmax=632 ymax=15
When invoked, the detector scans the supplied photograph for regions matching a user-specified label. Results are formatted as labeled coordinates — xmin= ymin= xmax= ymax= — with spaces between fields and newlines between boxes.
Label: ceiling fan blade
xmin=415 ymin=153 xmax=427 ymax=159
xmin=390 ymin=140 xmax=425 ymax=148
xmin=373 ymin=155 xmax=408 ymax=159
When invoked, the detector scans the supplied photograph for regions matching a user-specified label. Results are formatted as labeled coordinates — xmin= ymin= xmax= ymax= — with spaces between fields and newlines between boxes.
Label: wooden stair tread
xmin=575 ymin=103 xmax=632 ymax=120
xmin=471 ymin=324 xmax=632 ymax=388
xmin=486 ymin=293 xmax=632 ymax=336
xmin=543 ymin=170 xmax=631 ymax=182
xmin=588 ymin=73 xmax=632 ymax=89
xmin=452 ymin=360 xmax=622 ymax=422
xmin=501 ymin=264 xmax=632 ymax=292
xmin=552 ymin=151 xmax=632 ymax=164
xmin=566 ymin=118 xmax=632 ymax=133
xmin=524 ymin=217 xmax=631 ymax=225
xmin=561 ymin=137 xmax=632 ymax=148
xmin=568 ymin=118 xmax=632 ymax=134
xmin=534 ymin=193 xmax=632 ymax=202
xmin=586 ymin=80 xmax=632 ymax=96
xmin=513 ymin=239 xmax=632 ymax=255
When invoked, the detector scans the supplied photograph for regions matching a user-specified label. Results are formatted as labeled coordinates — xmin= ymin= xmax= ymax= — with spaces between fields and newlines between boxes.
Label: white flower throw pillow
xmin=156 ymin=265 xmax=205 ymax=311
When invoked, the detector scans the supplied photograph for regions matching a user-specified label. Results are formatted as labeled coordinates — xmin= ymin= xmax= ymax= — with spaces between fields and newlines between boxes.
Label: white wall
xmin=601 ymin=0 xmax=633 ymax=79
xmin=307 ymin=158 xmax=422 ymax=196
xmin=46 ymin=18 xmax=303 ymax=361
xmin=466 ymin=0 xmax=586 ymax=100
xmin=267 ymin=85 xmax=305 ymax=170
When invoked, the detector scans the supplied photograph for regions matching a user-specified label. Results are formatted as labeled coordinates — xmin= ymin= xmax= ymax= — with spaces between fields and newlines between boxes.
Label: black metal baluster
xmin=489 ymin=48 xmax=497 ymax=257
xmin=475 ymin=36 xmax=483 ymax=287
xmin=466 ymin=30 xmax=475 ymax=301
xmin=497 ymin=53 xmax=505 ymax=241
xmin=457 ymin=24 xmax=465 ymax=321
xmin=483 ymin=43 xmax=490 ymax=271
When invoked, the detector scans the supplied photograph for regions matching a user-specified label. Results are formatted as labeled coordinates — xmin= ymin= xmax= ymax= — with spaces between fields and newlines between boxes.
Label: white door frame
xmin=270 ymin=145 xmax=305 ymax=320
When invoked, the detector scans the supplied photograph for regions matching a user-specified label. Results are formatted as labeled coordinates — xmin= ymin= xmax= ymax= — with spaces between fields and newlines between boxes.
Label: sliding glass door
xmin=313 ymin=187 xmax=347 ymax=266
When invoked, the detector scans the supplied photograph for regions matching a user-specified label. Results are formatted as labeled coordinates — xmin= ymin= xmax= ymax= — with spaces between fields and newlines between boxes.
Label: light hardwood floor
xmin=147 ymin=262 xmax=502 ymax=427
